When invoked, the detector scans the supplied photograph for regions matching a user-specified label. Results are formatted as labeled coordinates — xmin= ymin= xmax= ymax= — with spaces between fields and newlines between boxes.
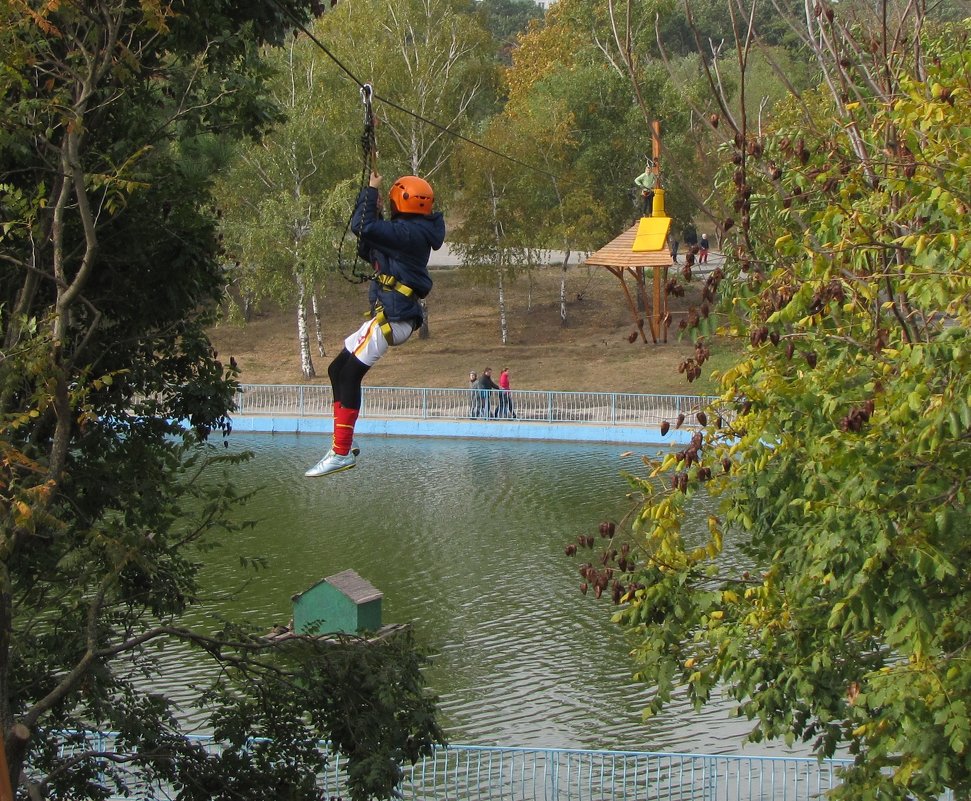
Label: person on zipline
xmin=305 ymin=170 xmax=446 ymax=477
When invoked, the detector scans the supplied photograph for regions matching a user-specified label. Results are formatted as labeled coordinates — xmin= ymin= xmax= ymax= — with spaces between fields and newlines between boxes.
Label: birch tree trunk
xmin=559 ymin=249 xmax=572 ymax=326
xmin=296 ymin=275 xmax=316 ymax=378
xmin=497 ymin=270 xmax=508 ymax=346
xmin=487 ymin=174 xmax=509 ymax=345
xmin=311 ymin=290 xmax=325 ymax=358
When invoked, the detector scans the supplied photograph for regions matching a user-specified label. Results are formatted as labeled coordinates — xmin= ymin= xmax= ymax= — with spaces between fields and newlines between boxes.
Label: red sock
xmin=332 ymin=405 xmax=359 ymax=456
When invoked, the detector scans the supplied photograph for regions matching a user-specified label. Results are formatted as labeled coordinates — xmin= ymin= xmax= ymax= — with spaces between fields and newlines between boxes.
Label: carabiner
xmin=360 ymin=83 xmax=373 ymax=117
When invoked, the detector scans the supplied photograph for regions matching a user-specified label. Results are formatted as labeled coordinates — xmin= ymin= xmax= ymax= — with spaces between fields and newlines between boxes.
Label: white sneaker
xmin=351 ymin=442 xmax=361 ymax=456
xmin=304 ymin=450 xmax=357 ymax=477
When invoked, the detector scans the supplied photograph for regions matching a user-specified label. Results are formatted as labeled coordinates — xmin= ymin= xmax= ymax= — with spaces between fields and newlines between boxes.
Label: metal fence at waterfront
xmin=395 ymin=745 xmax=853 ymax=801
xmin=52 ymin=733 xmax=862 ymax=801
xmin=234 ymin=384 xmax=714 ymax=428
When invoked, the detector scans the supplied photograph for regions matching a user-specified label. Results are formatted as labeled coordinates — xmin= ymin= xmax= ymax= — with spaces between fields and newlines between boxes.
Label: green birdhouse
xmin=292 ymin=569 xmax=383 ymax=635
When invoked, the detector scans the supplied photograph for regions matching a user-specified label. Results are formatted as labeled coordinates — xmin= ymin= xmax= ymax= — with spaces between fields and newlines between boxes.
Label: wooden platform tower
xmin=583 ymin=121 xmax=673 ymax=344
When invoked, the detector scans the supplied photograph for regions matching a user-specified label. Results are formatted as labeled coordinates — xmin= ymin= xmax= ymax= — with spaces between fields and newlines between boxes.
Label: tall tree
xmin=578 ymin=6 xmax=971 ymax=798
xmin=449 ymin=0 xmax=690 ymax=336
xmin=217 ymin=0 xmax=498 ymax=352
xmin=474 ymin=0 xmax=543 ymax=63
xmin=0 ymin=3 xmax=441 ymax=798
xmin=315 ymin=0 xmax=498 ymax=183
xmin=215 ymin=33 xmax=359 ymax=379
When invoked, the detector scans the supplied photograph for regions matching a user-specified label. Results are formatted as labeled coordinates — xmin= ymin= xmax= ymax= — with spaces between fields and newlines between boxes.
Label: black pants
xmin=328 ymin=348 xmax=370 ymax=410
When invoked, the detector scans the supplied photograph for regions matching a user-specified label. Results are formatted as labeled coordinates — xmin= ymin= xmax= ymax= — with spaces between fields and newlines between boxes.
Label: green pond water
xmin=159 ymin=432 xmax=790 ymax=756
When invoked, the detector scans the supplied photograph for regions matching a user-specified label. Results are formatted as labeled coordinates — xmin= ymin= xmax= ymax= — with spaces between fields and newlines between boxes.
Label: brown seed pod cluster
xmin=568 ymin=526 xmax=660 ymax=604
xmin=671 ymin=431 xmax=707 ymax=490
xmin=678 ymin=358 xmax=703 ymax=383
xmin=666 ymin=277 xmax=685 ymax=298
xmin=808 ymin=280 xmax=847 ymax=316
xmin=840 ymin=398 xmax=875 ymax=432
xmin=695 ymin=339 xmax=711 ymax=366
xmin=750 ymin=325 xmax=770 ymax=347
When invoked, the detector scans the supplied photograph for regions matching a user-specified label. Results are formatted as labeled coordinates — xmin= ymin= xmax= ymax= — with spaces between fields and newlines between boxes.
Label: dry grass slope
xmin=208 ymin=264 xmax=734 ymax=397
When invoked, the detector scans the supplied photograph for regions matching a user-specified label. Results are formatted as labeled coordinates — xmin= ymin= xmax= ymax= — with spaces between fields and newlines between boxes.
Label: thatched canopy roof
xmin=583 ymin=222 xmax=672 ymax=269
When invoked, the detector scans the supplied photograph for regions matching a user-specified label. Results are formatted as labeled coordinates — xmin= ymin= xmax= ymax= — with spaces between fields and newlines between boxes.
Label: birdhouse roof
xmin=324 ymin=569 xmax=383 ymax=604
xmin=584 ymin=222 xmax=672 ymax=269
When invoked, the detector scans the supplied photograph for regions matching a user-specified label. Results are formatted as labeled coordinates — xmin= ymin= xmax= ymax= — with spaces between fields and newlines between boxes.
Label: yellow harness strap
xmin=373 ymin=306 xmax=394 ymax=345
xmin=375 ymin=273 xmax=415 ymax=298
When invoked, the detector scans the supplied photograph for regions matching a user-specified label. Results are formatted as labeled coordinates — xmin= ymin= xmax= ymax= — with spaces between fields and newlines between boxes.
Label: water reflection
xmin=169 ymin=433 xmax=793 ymax=755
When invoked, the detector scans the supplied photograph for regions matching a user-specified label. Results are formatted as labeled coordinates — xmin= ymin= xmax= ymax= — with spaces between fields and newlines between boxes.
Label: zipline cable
xmin=269 ymin=0 xmax=563 ymax=182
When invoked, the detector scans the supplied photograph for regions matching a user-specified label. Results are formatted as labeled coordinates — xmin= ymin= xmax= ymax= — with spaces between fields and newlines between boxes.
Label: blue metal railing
xmin=234 ymin=384 xmax=715 ymax=428
xmin=49 ymin=733 xmax=862 ymax=801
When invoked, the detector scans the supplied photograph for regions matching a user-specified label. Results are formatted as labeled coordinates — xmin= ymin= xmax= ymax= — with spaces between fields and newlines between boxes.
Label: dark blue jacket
xmin=351 ymin=186 xmax=446 ymax=325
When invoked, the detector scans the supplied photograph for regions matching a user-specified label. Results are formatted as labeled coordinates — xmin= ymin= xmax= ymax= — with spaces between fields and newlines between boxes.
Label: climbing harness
xmin=374 ymin=272 xmax=415 ymax=298
xmin=372 ymin=305 xmax=394 ymax=345
xmin=337 ymin=83 xmax=379 ymax=284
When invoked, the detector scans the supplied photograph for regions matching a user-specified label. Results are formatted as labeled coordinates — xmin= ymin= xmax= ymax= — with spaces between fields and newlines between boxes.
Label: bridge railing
xmin=234 ymin=384 xmax=715 ymax=428
xmin=48 ymin=732 xmax=875 ymax=801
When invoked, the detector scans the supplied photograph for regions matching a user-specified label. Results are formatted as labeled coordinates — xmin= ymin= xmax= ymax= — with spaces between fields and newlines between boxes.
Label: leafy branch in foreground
xmin=2 ymin=2 xmax=443 ymax=798
xmin=574 ymin=10 xmax=970 ymax=800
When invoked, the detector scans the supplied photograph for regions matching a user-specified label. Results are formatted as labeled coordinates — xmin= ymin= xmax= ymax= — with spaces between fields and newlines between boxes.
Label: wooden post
xmin=607 ymin=267 xmax=648 ymax=343
xmin=0 ymin=725 xmax=29 ymax=801
xmin=0 ymin=733 xmax=12 ymax=801
xmin=651 ymin=120 xmax=661 ymax=184
xmin=631 ymin=267 xmax=657 ymax=343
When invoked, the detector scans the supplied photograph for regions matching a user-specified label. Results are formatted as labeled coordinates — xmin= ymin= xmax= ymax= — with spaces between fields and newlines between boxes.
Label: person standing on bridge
xmin=474 ymin=367 xmax=500 ymax=419
xmin=496 ymin=367 xmax=516 ymax=418
xmin=305 ymin=170 xmax=446 ymax=477
xmin=469 ymin=370 xmax=481 ymax=417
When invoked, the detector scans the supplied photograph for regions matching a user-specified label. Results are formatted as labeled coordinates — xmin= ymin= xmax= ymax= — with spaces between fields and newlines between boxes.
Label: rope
xmin=336 ymin=84 xmax=378 ymax=285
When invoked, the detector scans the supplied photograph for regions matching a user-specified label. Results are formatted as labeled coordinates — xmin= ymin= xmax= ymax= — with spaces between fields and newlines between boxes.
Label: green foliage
xmin=452 ymin=0 xmax=697 ymax=256
xmin=178 ymin=628 xmax=443 ymax=801
xmin=312 ymin=0 xmax=499 ymax=183
xmin=584 ymin=15 xmax=971 ymax=800
xmin=1 ymin=2 xmax=442 ymax=798
xmin=475 ymin=0 xmax=544 ymax=60
xmin=214 ymin=33 xmax=360 ymax=317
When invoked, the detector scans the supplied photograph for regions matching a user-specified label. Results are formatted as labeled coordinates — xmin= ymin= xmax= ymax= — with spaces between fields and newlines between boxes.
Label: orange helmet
xmin=389 ymin=175 xmax=434 ymax=215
